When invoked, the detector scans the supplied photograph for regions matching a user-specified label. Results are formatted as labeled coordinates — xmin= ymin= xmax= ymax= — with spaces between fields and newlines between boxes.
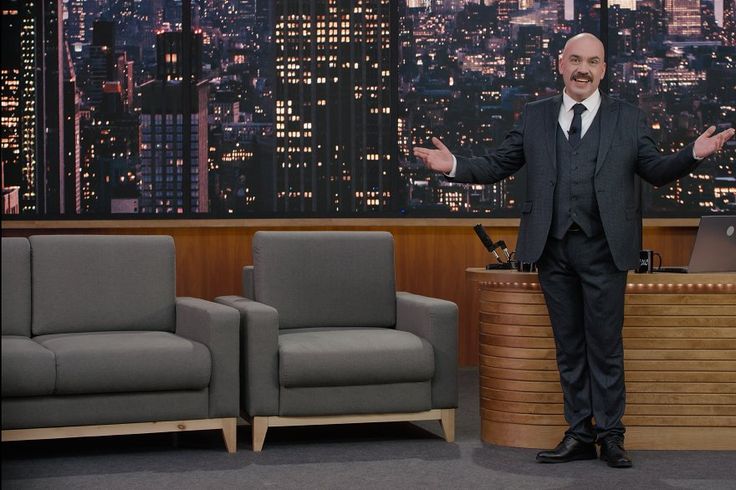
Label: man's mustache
xmin=571 ymin=72 xmax=593 ymax=82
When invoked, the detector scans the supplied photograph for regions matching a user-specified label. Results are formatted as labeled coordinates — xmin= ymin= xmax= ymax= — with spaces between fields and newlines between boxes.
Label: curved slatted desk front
xmin=466 ymin=268 xmax=736 ymax=450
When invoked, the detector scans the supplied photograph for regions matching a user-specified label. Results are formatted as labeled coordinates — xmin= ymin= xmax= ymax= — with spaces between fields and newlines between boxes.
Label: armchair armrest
xmin=396 ymin=292 xmax=458 ymax=408
xmin=242 ymin=266 xmax=255 ymax=299
xmin=215 ymin=295 xmax=279 ymax=417
xmin=175 ymin=297 xmax=240 ymax=418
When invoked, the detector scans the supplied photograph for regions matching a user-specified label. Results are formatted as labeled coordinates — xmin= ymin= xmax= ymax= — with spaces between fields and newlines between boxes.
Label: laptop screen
xmin=687 ymin=216 xmax=736 ymax=273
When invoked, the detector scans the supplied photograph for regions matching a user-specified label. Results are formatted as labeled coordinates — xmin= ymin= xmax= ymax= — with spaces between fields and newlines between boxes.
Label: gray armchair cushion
xmin=2 ymin=238 xmax=31 ymax=336
xmin=1 ymin=336 xmax=56 ymax=397
xmin=252 ymin=231 xmax=396 ymax=329
xmin=30 ymin=235 xmax=176 ymax=336
xmin=278 ymin=328 xmax=434 ymax=387
xmin=35 ymin=331 xmax=211 ymax=395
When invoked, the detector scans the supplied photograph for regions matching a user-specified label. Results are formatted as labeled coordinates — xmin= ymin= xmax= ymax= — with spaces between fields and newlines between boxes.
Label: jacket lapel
xmin=544 ymin=95 xmax=563 ymax=171
xmin=595 ymin=94 xmax=619 ymax=175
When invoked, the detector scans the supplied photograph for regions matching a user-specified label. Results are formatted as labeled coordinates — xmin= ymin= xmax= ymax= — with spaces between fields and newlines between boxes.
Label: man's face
xmin=559 ymin=35 xmax=606 ymax=102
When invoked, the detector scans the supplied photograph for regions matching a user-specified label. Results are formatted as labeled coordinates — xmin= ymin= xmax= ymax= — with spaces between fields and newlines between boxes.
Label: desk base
xmin=468 ymin=269 xmax=736 ymax=451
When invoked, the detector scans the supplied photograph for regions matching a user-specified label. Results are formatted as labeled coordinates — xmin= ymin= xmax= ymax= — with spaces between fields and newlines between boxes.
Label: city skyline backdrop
xmin=1 ymin=0 xmax=735 ymax=219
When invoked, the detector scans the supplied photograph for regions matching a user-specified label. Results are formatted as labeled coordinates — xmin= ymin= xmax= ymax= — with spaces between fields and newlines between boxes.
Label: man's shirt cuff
xmin=444 ymin=155 xmax=458 ymax=178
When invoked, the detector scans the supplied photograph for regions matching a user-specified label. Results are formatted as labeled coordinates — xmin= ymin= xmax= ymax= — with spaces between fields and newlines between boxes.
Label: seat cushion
xmin=278 ymin=328 xmax=434 ymax=388
xmin=34 ymin=331 xmax=211 ymax=395
xmin=1 ymin=336 xmax=56 ymax=397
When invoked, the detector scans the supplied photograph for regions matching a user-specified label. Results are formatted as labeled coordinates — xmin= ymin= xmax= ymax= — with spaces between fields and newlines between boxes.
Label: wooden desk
xmin=466 ymin=268 xmax=736 ymax=450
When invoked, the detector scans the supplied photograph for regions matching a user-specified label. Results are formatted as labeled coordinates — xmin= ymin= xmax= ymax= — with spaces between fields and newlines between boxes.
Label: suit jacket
xmin=452 ymin=93 xmax=700 ymax=271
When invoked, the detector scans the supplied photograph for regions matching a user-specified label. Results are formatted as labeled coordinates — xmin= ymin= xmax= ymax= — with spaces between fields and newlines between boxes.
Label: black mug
xmin=637 ymin=250 xmax=661 ymax=273
xmin=516 ymin=261 xmax=537 ymax=272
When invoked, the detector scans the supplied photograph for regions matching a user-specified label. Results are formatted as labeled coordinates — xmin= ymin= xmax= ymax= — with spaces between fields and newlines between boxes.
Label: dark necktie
xmin=569 ymin=103 xmax=587 ymax=147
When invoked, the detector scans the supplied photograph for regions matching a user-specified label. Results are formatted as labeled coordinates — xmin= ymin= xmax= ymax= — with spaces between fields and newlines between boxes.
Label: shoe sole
xmin=600 ymin=454 xmax=633 ymax=468
xmin=536 ymin=453 xmax=597 ymax=463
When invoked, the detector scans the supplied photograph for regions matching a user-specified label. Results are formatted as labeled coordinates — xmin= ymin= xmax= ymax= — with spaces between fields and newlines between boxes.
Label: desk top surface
xmin=466 ymin=267 xmax=736 ymax=285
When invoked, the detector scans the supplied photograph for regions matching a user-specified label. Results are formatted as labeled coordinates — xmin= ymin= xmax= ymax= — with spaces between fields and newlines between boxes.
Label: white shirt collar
xmin=562 ymin=89 xmax=601 ymax=113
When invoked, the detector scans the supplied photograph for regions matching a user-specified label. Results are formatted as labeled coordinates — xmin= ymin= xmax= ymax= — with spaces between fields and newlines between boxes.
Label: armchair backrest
xmin=2 ymin=237 xmax=32 ymax=337
xmin=252 ymin=231 xmax=396 ymax=329
xmin=30 ymin=235 xmax=176 ymax=336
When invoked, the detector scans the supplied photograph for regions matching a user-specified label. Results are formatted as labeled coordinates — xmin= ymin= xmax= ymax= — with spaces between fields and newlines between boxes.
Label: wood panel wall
xmin=2 ymin=220 xmax=698 ymax=366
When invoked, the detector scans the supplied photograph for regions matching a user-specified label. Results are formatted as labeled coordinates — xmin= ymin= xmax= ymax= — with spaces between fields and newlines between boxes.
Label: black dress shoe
xmin=599 ymin=436 xmax=633 ymax=468
xmin=536 ymin=435 xmax=597 ymax=463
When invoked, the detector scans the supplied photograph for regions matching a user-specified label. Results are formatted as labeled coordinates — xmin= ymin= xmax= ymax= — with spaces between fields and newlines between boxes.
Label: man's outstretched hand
xmin=413 ymin=137 xmax=454 ymax=174
xmin=693 ymin=126 xmax=735 ymax=160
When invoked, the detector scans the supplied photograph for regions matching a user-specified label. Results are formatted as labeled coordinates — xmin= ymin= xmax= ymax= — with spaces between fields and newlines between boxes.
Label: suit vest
xmin=550 ymin=111 xmax=604 ymax=240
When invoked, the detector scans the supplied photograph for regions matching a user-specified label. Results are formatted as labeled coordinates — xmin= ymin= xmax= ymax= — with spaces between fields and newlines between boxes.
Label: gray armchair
xmin=216 ymin=231 xmax=458 ymax=451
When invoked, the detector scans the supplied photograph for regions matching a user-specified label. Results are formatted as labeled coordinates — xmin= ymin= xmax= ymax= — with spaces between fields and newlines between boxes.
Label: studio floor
xmin=2 ymin=368 xmax=734 ymax=490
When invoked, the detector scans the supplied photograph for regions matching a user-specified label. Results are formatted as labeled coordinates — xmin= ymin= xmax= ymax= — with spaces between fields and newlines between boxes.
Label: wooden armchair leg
xmin=252 ymin=416 xmax=269 ymax=452
xmin=222 ymin=418 xmax=237 ymax=453
xmin=440 ymin=409 xmax=455 ymax=443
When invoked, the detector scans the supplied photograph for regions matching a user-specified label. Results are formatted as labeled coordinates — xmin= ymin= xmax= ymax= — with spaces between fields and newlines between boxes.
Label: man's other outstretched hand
xmin=413 ymin=137 xmax=454 ymax=174
xmin=693 ymin=126 xmax=735 ymax=160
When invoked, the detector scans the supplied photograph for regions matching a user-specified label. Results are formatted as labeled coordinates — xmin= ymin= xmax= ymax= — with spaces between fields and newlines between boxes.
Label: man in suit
xmin=413 ymin=33 xmax=734 ymax=468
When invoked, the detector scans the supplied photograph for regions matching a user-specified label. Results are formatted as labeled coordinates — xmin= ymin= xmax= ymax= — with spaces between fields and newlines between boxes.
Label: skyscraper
xmin=609 ymin=0 xmax=636 ymax=9
xmin=156 ymin=30 xmax=203 ymax=81
xmin=63 ymin=42 xmax=81 ymax=214
xmin=666 ymin=0 xmax=701 ymax=37
xmin=273 ymin=0 xmax=397 ymax=214
xmin=84 ymin=20 xmax=115 ymax=110
xmin=723 ymin=0 xmax=735 ymax=45
xmin=1 ymin=0 xmax=22 ymax=213
xmin=63 ymin=0 xmax=87 ymax=56
xmin=139 ymin=80 xmax=209 ymax=214
xmin=0 ymin=0 xmax=64 ymax=215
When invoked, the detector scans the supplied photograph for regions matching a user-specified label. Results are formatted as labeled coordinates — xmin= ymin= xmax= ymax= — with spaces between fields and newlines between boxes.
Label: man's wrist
xmin=692 ymin=146 xmax=704 ymax=161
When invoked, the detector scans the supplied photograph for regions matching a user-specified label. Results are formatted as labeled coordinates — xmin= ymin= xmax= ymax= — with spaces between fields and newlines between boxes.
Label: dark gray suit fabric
xmin=1 ymin=237 xmax=31 ymax=336
xmin=452 ymin=93 xmax=702 ymax=442
xmin=536 ymin=232 xmax=628 ymax=442
xmin=452 ymin=94 xmax=700 ymax=271
xmin=551 ymin=116 xmax=604 ymax=239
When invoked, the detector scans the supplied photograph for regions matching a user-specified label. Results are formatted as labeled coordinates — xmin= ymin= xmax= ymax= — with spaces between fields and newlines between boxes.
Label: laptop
xmin=662 ymin=216 xmax=736 ymax=273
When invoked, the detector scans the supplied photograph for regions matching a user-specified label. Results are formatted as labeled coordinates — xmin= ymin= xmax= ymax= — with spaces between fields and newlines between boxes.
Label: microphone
xmin=568 ymin=126 xmax=578 ymax=135
xmin=473 ymin=224 xmax=503 ymax=263
xmin=495 ymin=240 xmax=511 ymax=260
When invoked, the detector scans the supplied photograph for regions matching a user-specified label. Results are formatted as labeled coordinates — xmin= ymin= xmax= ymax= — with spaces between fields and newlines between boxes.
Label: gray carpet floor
xmin=2 ymin=368 xmax=734 ymax=489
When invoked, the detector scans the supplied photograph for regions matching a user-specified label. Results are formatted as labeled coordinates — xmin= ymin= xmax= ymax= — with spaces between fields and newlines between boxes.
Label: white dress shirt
xmin=558 ymin=89 xmax=602 ymax=141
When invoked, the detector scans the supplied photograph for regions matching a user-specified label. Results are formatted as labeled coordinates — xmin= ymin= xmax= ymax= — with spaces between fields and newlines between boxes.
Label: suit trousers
xmin=536 ymin=228 xmax=628 ymax=443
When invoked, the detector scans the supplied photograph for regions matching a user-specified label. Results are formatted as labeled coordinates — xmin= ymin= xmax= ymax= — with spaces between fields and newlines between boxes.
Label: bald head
xmin=562 ymin=33 xmax=605 ymax=59
xmin=559 ymin=33 xmax=606 ymax=102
